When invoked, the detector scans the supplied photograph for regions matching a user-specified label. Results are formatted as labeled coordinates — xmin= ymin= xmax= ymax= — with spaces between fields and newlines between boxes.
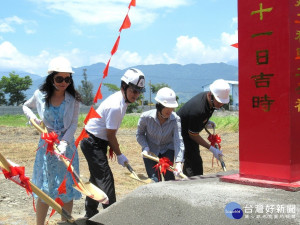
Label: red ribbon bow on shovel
xmin=208 ymin=134 xmax=222 ymax=168
xmin=208 ymin=134 xmax=221 ymax=149
xmin=153 ymin=157 xmax=173 ymax=181
xmin=41 ymin=132 xmax=60 ymax=155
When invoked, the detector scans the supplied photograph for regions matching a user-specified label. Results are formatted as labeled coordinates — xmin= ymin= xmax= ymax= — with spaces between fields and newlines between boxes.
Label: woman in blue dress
xmin=23 ymin=56 xmax=82 ymax=225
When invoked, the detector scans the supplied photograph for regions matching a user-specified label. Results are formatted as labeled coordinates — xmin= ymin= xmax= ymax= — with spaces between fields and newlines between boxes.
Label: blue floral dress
xmin=32 ymin=101 xmax=81 ymax=202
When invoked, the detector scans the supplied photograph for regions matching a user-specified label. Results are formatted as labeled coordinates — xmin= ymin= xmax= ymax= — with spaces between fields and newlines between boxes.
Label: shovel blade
xmin=74 ymin=182 xmax=109 ymax=204
xmin=128 ymin=173 xmax=153 ymax=184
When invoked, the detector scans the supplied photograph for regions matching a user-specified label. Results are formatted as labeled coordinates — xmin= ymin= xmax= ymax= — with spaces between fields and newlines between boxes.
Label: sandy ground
xmin=0 ymin=120 xmax=239 ymax=225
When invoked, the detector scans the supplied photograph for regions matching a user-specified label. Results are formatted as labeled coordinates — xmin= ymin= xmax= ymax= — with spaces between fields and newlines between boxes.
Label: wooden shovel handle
xmin=0 ymin=152 xmax=75 ymax=222
xmin=30 ymin=119 xmax=83 ymax=183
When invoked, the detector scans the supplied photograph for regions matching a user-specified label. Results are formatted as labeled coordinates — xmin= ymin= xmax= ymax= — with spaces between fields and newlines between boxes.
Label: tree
xmin=150 ymin=82 xmax=170 ymax=94
xmin=103 ymin=83 xmax=119 ymax=92
xmin=77 ymin=69 xmax=94 ymax=106
xmin=0 ymin=72 xmax=32 ymax=105
xmin=0 ymin=91 xmax=7 ymax=105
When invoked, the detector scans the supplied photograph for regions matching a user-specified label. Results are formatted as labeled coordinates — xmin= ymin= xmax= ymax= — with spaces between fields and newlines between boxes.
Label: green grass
xmin=210 ymin=115 xmax=239 ymax=132
xmin=0 ymin=113 xmax=239 ymax=132
xmin=0 ymin=114 xmax=29 ymax=127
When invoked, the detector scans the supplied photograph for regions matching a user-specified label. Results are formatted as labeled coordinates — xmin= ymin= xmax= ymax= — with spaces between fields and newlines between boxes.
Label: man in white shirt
xmin=80 ymin=68 xmax=145 ymax=218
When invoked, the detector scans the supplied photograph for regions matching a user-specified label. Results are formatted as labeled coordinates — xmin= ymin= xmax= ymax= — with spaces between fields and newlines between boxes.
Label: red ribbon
xmin=208 ymin=134 xmax=222 ymax=167
xmin=108 ymin=147 xmax=115 ymax=160
xmin=47 ymin=197 xmax=64 ymax=224
xmin=153 ymin=157 xmax=173 ymax=181
xmin=208 ymin=134 xmax=222 ymax=149
xmin=41 ymin=132 xmax=60 ymax=155
xmin=3 ymin=166 xmax=32 ymax=195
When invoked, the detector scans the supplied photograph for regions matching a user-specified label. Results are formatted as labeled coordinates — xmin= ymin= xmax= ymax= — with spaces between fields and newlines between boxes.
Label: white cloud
xmin=160 ymin=31 xmax=238 ymax=65
xmin=0 ymin=16 xmax=37 ymax=34
xmin=0 ymin=23 xmax=14 ymax=33
xmin=29 ymin=0 xmax=190 ymax=26
xmin=0 ymin=41 xmax=50 ymax=75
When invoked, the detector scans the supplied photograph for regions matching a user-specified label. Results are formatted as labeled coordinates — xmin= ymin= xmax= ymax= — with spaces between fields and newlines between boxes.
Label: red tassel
xmin=108 ymin=147 xmax=115 ymax=160
xmin=49 ymin=197 xmax=64 ymax=219
xmin=119 ymin=15 xmax=131 ymax=32
xmin=67 ymin=153 xmax=82 ymax=191
xmin=111 ymin=35 xmax=120 ymax=55
xmin=129 ymin=0 xmax=136 ymax=8
xmin=58 ymin=178 xmax=67 ymax=195
xmin=75 ymin=128 xmax=89 ymax=147
xmin=84 ymin=107 xmax=101 ymax=125
xmin=103 ymin=59 xmax=111 ymax=78
xmin=231 ymin=43 xmax=238 ymax=48
xmin=93 ymin=83 xmax=103 ymax=103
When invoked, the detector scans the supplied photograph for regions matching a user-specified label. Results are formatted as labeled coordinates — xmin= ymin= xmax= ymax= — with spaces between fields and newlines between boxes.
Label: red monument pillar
xmin=221 ymin=0 xmax=300 ymax=190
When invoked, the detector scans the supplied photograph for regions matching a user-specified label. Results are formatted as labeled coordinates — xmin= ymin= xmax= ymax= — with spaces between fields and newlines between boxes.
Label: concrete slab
xmin=60 ymin=170 xmax=300 ymax=225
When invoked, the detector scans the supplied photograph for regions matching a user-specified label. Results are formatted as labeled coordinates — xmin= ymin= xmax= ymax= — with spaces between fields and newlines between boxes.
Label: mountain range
xmin=0 ymin=62 xmax=238 ymax=104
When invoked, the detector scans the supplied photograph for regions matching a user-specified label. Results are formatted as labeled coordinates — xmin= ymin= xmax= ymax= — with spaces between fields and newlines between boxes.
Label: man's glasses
xmin=128 ymin=87 xmax=141 ymax=95
xmin=54 ymin=76 xmax=72 ymax=83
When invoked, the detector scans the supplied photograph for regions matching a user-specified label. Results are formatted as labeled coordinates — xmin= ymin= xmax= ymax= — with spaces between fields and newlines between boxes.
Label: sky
xmin=0 ymin=0 xmax=238 ymax=76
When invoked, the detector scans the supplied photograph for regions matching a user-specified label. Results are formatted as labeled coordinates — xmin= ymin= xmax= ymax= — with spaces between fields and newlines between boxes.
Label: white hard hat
xmin=48 ymin=56 xmax=74 ymax=75
xmin=209 ymin=79 xmax=230 ymax=104
xmin=155 ymin=87 xmax=178 ymax=108
xmin=121 ymin=68 xmax=145 ymax=92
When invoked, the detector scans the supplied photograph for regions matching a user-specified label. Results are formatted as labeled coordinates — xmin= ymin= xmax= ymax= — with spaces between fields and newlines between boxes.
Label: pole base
xmin=220 ymin=173 xmax=300 ymax=192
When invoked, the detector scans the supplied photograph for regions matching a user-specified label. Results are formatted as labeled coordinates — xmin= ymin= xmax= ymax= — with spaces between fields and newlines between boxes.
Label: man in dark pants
xmin=80 ymin=68 xmax=146 ymax=218
xmin=177 ymin=79 xmax=230 ymax=177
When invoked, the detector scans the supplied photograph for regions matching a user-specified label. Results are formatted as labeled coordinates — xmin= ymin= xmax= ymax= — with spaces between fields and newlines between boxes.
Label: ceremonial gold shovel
xmin=205 ymin=126 xmax=227 ymax=172
xmin=124 ymin=162 xmax=153 ymax=184
xmin=0 ymin=152 xmax=77 ymax=224
xmin=30 ymin=118 xmax=109 ymax=204
xmin=141 ymin=152 xmax=188 ymax=179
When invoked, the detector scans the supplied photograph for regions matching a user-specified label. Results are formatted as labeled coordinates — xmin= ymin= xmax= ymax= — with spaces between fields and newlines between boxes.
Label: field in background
xmin=0 ymin=112 xmax=239 ymax=131
xmin=0 ymin=112 xmax=239 ymax=224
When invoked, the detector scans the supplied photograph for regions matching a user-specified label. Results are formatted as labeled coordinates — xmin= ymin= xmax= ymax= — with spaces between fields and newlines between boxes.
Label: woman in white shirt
xmin=136 ymin=87 xmax=185 ymax=182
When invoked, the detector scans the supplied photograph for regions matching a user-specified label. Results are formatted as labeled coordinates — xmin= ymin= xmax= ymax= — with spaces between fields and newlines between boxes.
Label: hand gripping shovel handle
xmin=30 ymin=119 xmax=109 ymax=203
xmin=204 ymin=126 xmax=227 ymax=172
xmin=0 ymin=152 xmax=76 ymax=223
xmin=29 ymin=119 xmax=86 ymax=189
xmin=141 ymin=152 xmax=188 ymax=179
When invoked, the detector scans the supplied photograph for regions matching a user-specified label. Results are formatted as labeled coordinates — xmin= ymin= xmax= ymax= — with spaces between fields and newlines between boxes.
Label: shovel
xmin=124 ymin=162 xmax=153 ymax=184
xmin=0 ymin=152 xmax=77 ymax=224
xmin=30 ymin=118 xmax=109 ymax=204
xmin=205 ymin=126 xmax=227 ymax=171
xmin=141 ymin=152 xmax=188 ymax=179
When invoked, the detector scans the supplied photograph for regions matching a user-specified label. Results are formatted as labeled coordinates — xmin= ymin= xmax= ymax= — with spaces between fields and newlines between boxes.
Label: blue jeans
xmin=143 ymin=149 xmax=175 ymax=182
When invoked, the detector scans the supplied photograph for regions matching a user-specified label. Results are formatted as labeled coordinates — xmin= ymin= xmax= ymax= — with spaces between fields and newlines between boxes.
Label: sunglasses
xmin=54 ymin=76 xmax=72 ymax=83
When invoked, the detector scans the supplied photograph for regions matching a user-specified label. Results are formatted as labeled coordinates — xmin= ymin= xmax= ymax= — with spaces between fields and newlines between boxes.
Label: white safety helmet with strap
xmin=155 ymin=87 xmax=178 ymax=108
xmin=121 ymin=68 xmax=145 ymax=93
xmin=48 ymin=56 xmax=74 ymax=75
xmin=209 ymin=79 xmax=230 ymax=104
